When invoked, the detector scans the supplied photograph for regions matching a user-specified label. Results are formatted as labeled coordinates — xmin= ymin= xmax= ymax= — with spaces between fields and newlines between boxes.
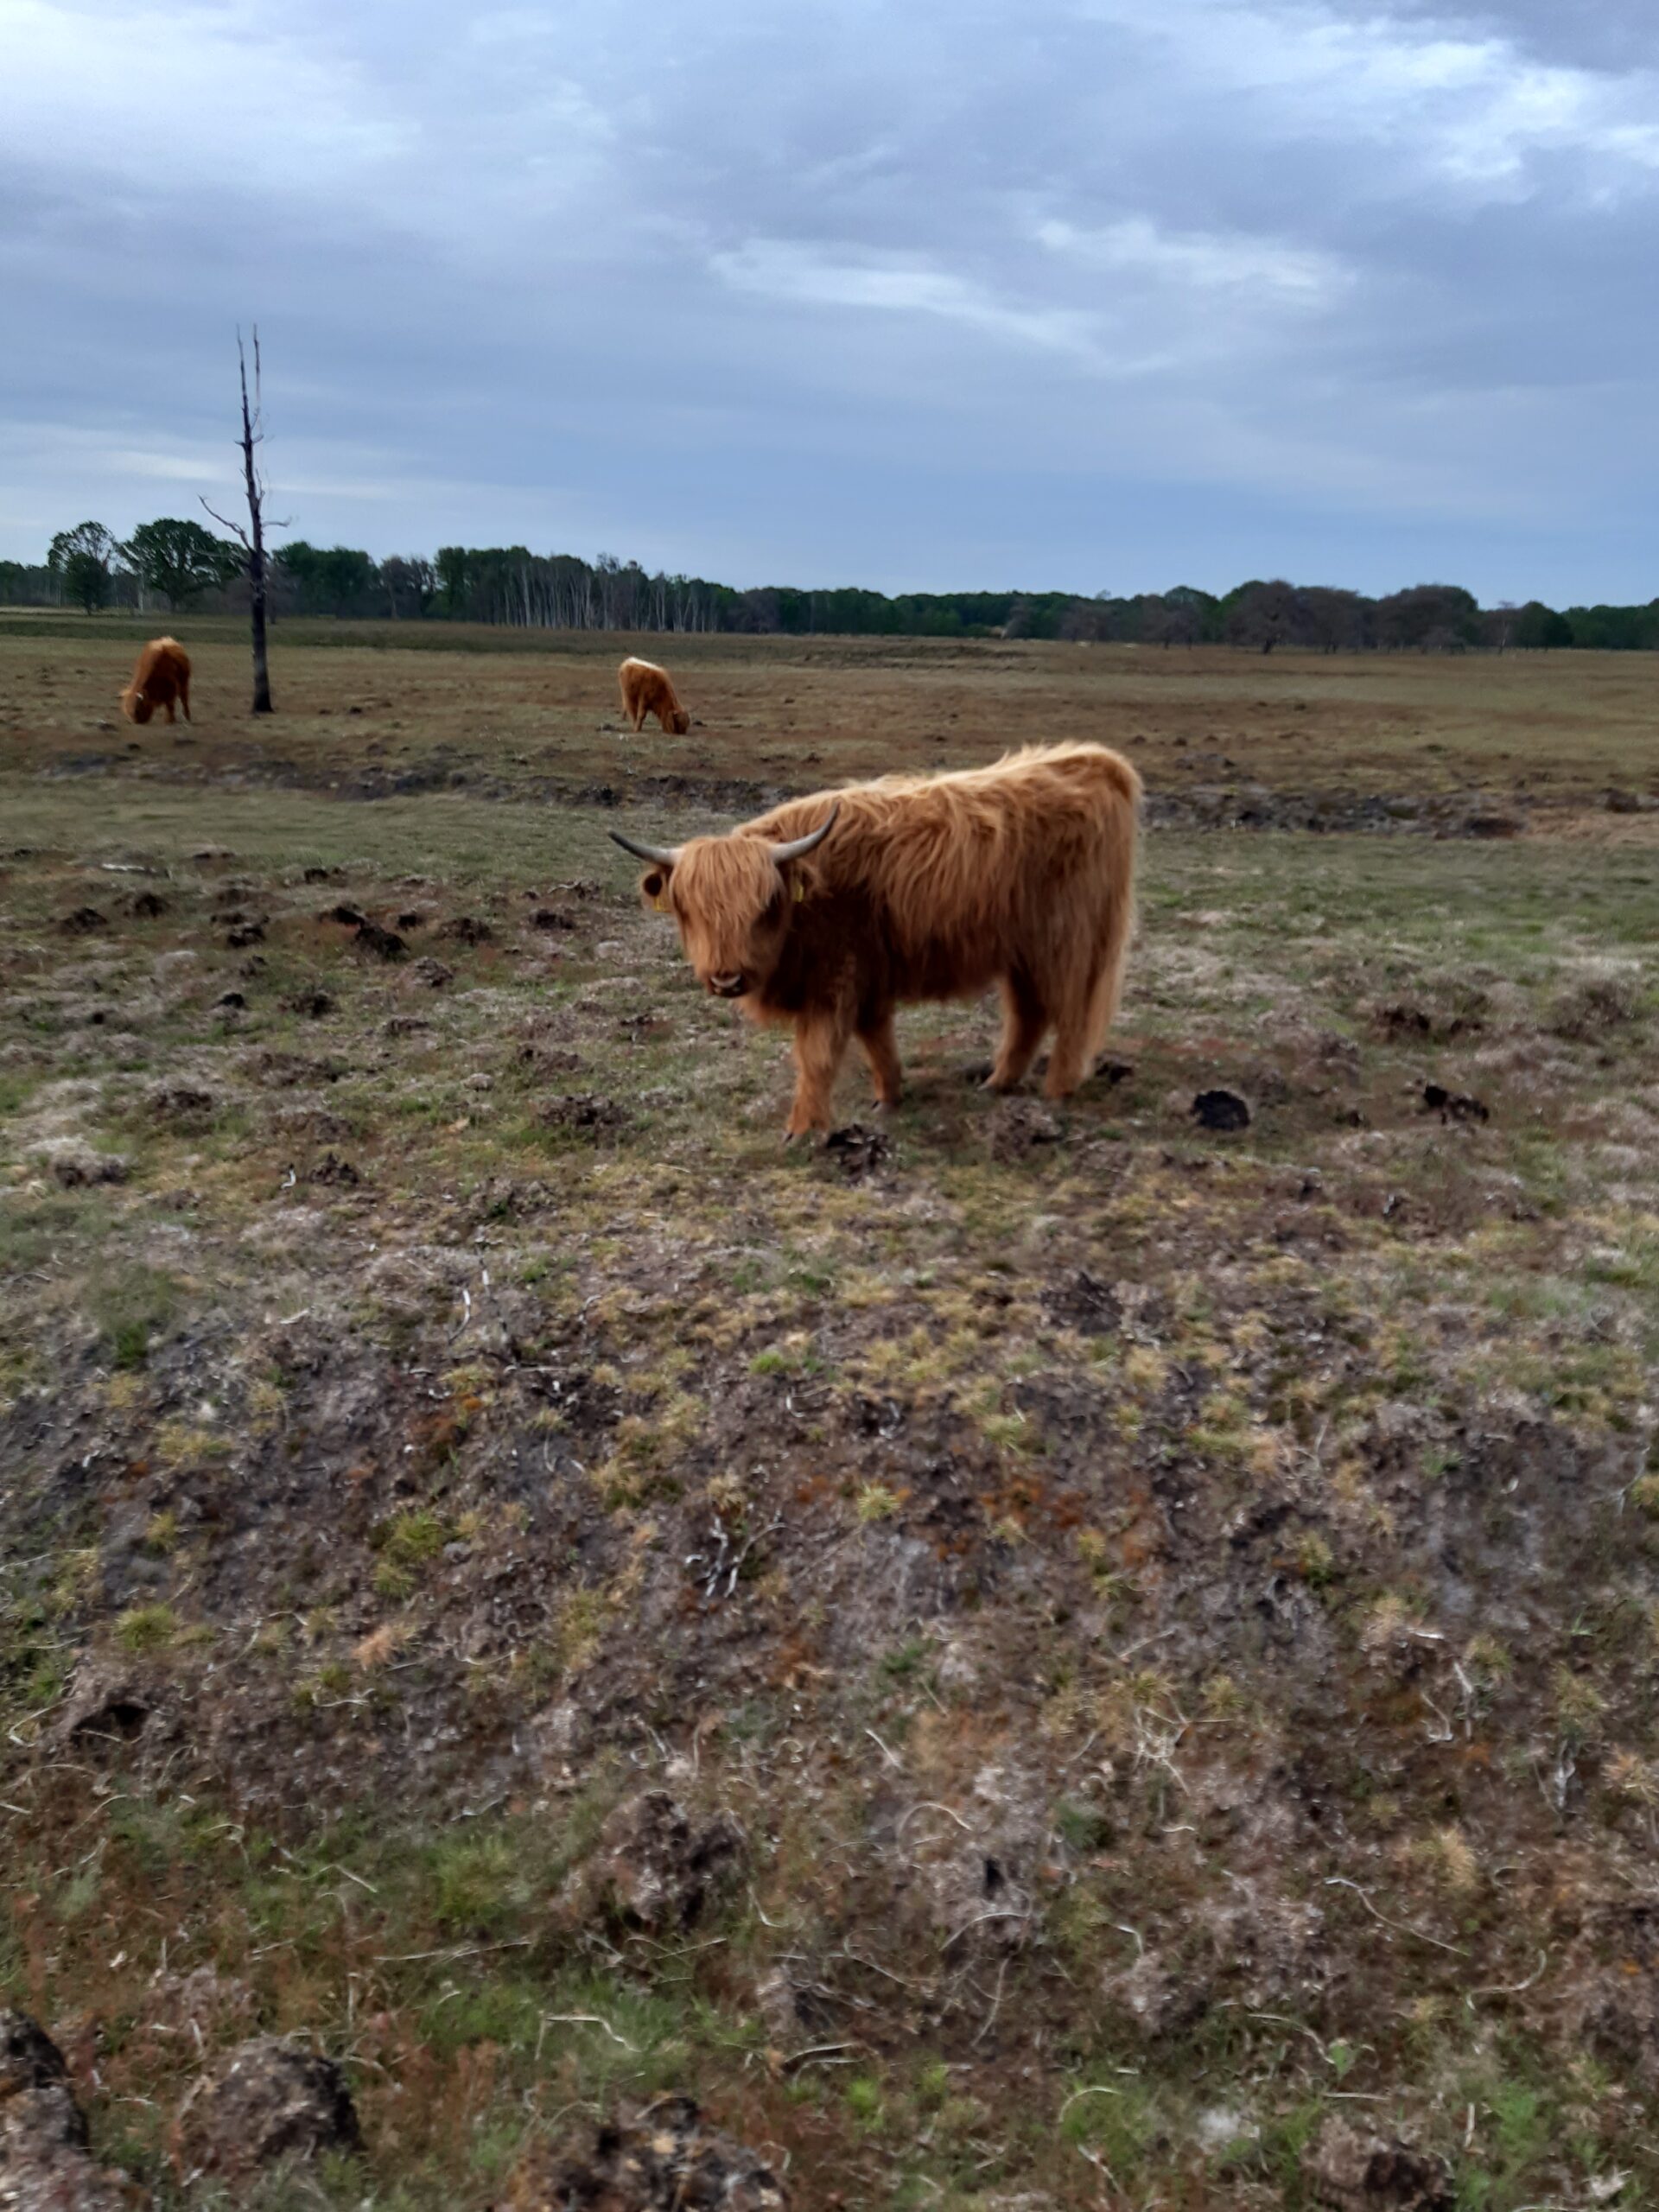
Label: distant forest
xmin=8 ymin=523 xmax=1659 ymax=652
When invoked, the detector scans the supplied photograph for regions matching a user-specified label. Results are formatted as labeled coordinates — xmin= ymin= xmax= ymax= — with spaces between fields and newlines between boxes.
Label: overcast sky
xmin=3 ymin=0 xmax=1658 ymax=600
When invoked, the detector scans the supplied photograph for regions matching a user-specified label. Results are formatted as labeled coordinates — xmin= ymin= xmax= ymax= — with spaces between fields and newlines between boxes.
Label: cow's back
xmin=747 ymin=743 xmax=1139 ymax=999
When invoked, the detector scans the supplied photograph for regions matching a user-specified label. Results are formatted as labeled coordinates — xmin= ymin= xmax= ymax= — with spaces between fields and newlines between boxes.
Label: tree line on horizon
xmin=7 ymin=519 xmax=1658 ymax=652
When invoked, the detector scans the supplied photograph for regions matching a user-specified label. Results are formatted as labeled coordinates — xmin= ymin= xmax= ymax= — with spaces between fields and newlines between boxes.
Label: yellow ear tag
xmin=652 ymin=892 xmax=671 ymax=913
xmin=793 ymin=877 xmax=804 ymax=903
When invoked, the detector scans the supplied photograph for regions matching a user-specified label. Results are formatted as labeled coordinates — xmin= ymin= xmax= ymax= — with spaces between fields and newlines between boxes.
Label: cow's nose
xmin=709 ymin=972 xmax=747 ymax=998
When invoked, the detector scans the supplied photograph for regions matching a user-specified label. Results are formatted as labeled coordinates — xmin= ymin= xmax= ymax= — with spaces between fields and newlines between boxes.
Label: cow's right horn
xmin=768 ymin=804 xmax=839 ymax=864
xmin=608 ymin=829 xmax=683 ymax=867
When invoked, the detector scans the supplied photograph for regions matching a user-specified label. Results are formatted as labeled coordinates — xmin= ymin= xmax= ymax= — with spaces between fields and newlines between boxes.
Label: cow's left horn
xmin=768 ymin=804 xmax=839 ymax=864
xmin=608 ymin=828 xmax=683 ymax=867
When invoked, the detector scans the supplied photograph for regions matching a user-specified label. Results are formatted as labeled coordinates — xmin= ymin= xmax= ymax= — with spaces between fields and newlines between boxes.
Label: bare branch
xmin=199 ymin=498 xmax=251 ymax=550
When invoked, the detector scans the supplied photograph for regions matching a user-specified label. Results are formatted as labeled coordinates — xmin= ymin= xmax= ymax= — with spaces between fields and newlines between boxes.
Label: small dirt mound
xmin=148 ymin=1083 xmax=216 ymax=1130
xmin=539 ymin=1092 xmax=627 ymax=1137
xmin=253 ymin=1051 xmax=345 ymax=1088
xmin=505 ymin=2097 xmax=786 ymax=2211
xmin=306 ymin=1154 xmax=361 ymax=1187
xmin=175 ymin=2036 xmax=359 ymax=2180
xmin=57 ymin=906 xmax=107 ymax=936
xmin=520 ymin=1044 xmax=584 ymax=1075
xmin=1303 ymin=2118 xmax=1451 ymax=2211
xmin=531 ymin=906 xmax=578 ymax=932
xmin=353 ymin=919 xmax=406 ymax=962
xmin=1371 ymin=1001 xmax=1431 ymax=1038
xmin=985 ymin=1099 xmax=1065 ymax=1158
xmin=437 ymin=914 xmax=493 ymax=944
xmin=823 ymin=1121 xmax=892 ymax=1177
xmin=0 ymin=2009 xmax=137 ymax=2210
xmin=1549 ymin=967 xmax=1640 ymax=1039
xmin=1043 ymin=1268 xmax=1122 ymax=1336
xmin=412 ymin=957 xmax=454 ymax=988
xmin=49 ymin=1667 xmax=149 ymax=1749
xmin=0 ymin=2012 xmax=72 ymax=2098
xmin=1421 ymin=1082 xmax=1489 ymax=1124
xmin=564 ymin=1793 xmax=747 ymax=1935
xmin=225 ymin=922 xmax=265 ymax=950
xmin=128 ymin=890 xmax=167 ymax=918
xmin=31 ymin=1141 xmax=129 ymax=1189
xmin=1192 ymin=1088 xmax=1251 ymax=1132
xmin=285 ymin=988 xmax=335 ymax=1019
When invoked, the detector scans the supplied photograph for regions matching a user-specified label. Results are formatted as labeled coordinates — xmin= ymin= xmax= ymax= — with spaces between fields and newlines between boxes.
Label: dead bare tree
xmin=203 ymin=328 xmax=287 ymax=715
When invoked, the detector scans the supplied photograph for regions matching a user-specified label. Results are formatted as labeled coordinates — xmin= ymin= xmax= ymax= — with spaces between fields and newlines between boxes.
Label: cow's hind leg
xmin=857 ymin=1007 xmax=902 ymax=1110
xmin=1042 ymin=969 xmax=1101 ymax=1100
xmin=179 ymin=672 xmax=191 ymax=723
xmin=787 ymin=1008 xmax=853 ymax=1141
xmin=985 ymin=972 xmax=1046 ymax=1092
xmin=163 ymin=696 xmax=176 ymax=724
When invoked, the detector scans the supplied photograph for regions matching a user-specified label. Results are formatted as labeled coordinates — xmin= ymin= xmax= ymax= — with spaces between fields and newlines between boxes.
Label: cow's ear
xmin=639 ymin=867 xmax=673 ymax=912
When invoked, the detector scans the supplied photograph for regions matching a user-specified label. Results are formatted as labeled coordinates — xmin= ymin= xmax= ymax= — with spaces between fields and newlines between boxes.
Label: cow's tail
xmin=1084 ymin=767 xmax=1140 ymax=1064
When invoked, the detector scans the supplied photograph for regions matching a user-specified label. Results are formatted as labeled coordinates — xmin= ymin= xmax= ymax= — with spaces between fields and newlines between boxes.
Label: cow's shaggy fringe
xmin=635 ymin=741 xmax=1141 ymax=1138
xmin=120 ymin=637 xmax=192 ymax=727
xmin=619 ymin=657 xmax=690 ymax=735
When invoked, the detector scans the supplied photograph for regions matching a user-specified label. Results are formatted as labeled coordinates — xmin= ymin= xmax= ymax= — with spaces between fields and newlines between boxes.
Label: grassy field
xmin=5 ymin=612 xmax=1659 ymax=817
xmin=3 ymin=626 xmax=1659 ymax=2208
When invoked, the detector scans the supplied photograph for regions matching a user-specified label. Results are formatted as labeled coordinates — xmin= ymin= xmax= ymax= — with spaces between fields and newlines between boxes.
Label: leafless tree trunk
xmin=203 ymin=328 xmax=284 ymax=715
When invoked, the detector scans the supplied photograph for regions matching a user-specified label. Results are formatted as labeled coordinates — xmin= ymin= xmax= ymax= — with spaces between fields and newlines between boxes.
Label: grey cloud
xmin=3 ymin=0 xmax=1658 ymax=601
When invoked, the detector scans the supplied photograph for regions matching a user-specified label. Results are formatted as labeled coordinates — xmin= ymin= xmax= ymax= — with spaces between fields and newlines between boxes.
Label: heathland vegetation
xmin=3 ymin=624 xmax=1658 ymax=2207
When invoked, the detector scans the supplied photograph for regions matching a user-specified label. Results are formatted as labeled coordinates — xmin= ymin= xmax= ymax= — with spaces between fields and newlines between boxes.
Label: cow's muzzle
xmin=707 ymin=973 xmax=747 ymax=1000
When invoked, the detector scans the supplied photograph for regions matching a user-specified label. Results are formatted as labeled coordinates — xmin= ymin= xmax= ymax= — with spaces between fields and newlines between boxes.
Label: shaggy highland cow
xmin=120 ymin=637 xmax=192 ymax=726
xmin=611 ymin=742 xmax=1140 ymax=1139
xmin=618 ymin=657 xmax=690 ymax=735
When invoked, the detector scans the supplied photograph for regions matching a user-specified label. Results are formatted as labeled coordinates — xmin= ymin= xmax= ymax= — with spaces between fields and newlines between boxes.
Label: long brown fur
xmin=618 ymin=656 xmax=690 ymax=735
xmin=632 ymin=742 xmax=1141 ymax=1138
xmin=120 ymin=637 xmax=191 ymax=727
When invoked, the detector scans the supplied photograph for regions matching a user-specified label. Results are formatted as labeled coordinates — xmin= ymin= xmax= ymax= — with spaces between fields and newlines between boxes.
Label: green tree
xmin=276 ymin=540 xmax=379 ymax=615
xmin=435 ymin=545 xmax=471 ymax=617
xmin=125 ymin=518 xmax=241 ymax=609
xmin=1512 ymin=601 xmax=1573 ymax=651
xmin=48 ymin=521 xmax=120 ymax=614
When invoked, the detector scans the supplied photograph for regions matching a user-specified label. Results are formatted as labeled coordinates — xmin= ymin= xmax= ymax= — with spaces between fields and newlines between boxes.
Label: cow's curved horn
xmin=608 ymin=828 xmax=683 ymax=868
xmin=768 ymin=804 xmax=839 ymax=865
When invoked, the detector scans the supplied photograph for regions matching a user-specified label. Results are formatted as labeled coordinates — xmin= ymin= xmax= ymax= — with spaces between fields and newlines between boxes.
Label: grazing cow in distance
xmin=610 ymin=742 xmax=1140 ymax=1140
xmin=120 ymin=637 xmax=192 ymax=726
xmin=618 ymin=657 xmax=690 ymax=735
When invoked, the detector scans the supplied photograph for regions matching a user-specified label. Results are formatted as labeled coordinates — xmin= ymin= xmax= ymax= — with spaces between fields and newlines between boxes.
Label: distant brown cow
xmin=618 ymin=657 xmax=690 ymax=735
xmin=610 ymin=742 xmax=1140 ymax=1139
xmin=120 ymin=637 xmax=191 ymax=726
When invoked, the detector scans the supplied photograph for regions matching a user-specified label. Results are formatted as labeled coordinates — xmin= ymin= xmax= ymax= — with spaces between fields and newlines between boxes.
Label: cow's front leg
xmin=786 ymin=1009 xmax=851 ymax=1141
xmin=857 ymin=1007 xmax=902 ymax=1111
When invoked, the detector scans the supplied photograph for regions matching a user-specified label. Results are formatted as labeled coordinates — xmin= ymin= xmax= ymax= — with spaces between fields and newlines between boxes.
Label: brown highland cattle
xmin=618 ymin=657 xmax=690 ymax=735
xmin=120 ymin=637 xmax=192 ymax=726
xmin=611 ymin=742 xmax=1140 ymax=1139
